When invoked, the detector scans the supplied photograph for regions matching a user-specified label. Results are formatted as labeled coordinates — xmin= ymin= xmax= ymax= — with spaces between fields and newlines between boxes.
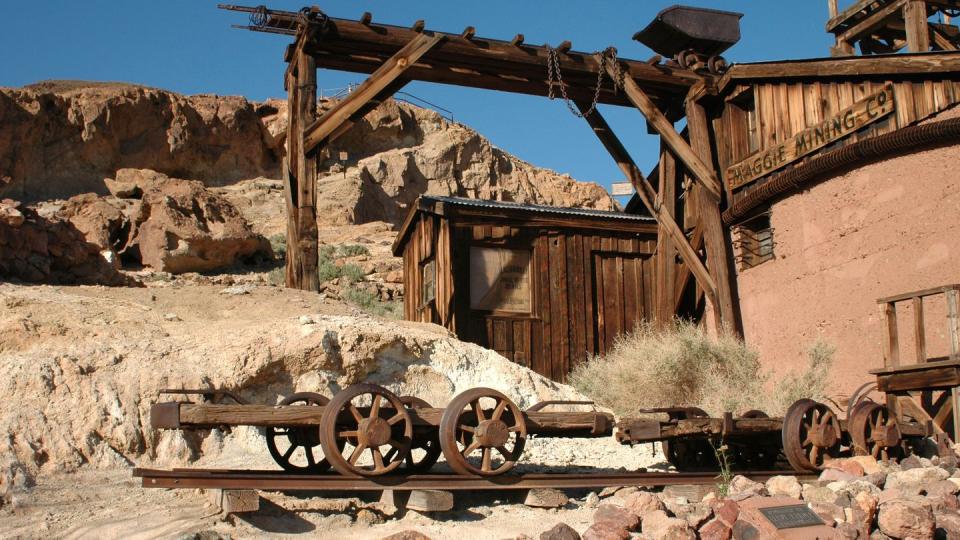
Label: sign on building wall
xmin=469 ymin=247 xmax=532 ymax=313
xmin=726 ymin=84 xmax=895 ymax=191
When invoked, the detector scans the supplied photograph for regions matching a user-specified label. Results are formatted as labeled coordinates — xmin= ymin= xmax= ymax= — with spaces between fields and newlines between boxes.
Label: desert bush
xmin=316 ymin=245 xmax=369 ymax=284
xmin=266 ymin=266 xmax=285 ymax=286
xmin=337 ymin=244 xmax=370 ymax=257
xmin=268 ymin=234 xmax=287 ymax=259
xmin=569 ymin=320 xmax=834 ymax=417
xmin=343 ymin=287 xmax=402 ymax=319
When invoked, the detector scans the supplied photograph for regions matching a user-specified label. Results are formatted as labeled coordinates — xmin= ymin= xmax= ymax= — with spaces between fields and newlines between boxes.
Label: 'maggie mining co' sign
xmin=725 ymin=84 xmax=895 ymax=191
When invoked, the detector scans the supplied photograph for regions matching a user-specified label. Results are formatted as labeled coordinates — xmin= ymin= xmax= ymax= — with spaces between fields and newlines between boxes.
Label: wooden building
xmin=392 ymin=196 xmax=658 ymax=381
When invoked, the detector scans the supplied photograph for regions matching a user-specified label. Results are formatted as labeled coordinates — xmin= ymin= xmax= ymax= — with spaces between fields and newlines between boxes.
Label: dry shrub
xmin=569 ymin=321 xmax=833 ymax=417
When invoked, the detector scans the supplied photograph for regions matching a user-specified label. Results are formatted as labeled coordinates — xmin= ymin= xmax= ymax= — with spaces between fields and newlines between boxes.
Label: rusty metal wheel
xmin=849 ymin=401 xmax=903 ymax=461
xmin=707 ymin=55 xmax=729 ymax=75
xmin=319 ymin=384 xmax=413 ymax=477
xmin=439 ymin=388 xmax=527 ymax=476
xmin=676 ymin=48 xmax=700 ymax=70
xmin=266 ymin=392 xmax=338 ymax=474
xmin=782 ymin=399 xmax=842 ymax=472
xmin=661 ymin=408 xmax=717 ymax=471
xmin=732 ymin=410 xmax=779 ymax=469
xmin=387 ymin=396 xmax=442 ymax=473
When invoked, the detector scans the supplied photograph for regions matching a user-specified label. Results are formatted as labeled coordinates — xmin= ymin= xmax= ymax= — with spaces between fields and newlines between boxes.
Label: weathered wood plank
xmin=604 ymin=59 xmax=723 ymax=201
xmin=913 ymin=296 xmax=927 ymax=364
xmin=904 ymin=0 xmax=932 ymax=52
xmin=881 ymin=302 xmax=901 ymax=368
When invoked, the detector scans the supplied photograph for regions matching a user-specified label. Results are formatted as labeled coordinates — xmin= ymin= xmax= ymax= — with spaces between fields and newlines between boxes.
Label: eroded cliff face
xmin=0 ymin=82 xmax=615 ymax=225
xmin=0 ymin=82 xmax=281 ymax=201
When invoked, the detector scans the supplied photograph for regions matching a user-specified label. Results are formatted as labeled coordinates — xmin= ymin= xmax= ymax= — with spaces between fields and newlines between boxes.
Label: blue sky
xmin=3 ymin=1 xmax=845 ymax=199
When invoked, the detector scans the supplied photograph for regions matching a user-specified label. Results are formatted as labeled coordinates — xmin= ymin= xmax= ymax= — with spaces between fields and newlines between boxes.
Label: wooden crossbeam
xmin=576 ymin=101 xmax=719 ymax=307
xmin=836 ymin=0 xmax=908 ymax=45
xmin=932 ymin=24 xmax=960 ymax=50
xmin=603 ymin=58 xmax=723 ymax=201
xmin=303 ymin=32 xmax=442 ymax=153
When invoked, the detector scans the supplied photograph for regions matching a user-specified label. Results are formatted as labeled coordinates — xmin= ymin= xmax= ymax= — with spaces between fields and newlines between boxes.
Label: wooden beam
xmin=576 ymin=101 xmax=719 ymax=307
xmin=360 ymin=12 xmax=372 ymax=25
xmin=881 ymin=302 xmax=901 ymax=368
xmin=511 ymin=34 xmax=525 ymax=46
xmin=303 ymin=32 xmax=442 ymax=153
xmin=283 ymin=70 xmax=301 ymax=288
xmin=904 ymin=0 xmax=932 ymax=52
xmin=461 ymin=26 xmax=475 ymax=39
xmin=828 ymin=0 xmax=840 ymax=18
xmin=674 ymin=226 xmax=705 ymax=313
xmin=604 ymin=58 xmax=723 ymax=201
xmin=686 ymin=98 xmax=739 ymax=333
xmin=931 ymin=25 xmax=959 ymax=50
xmin=837 ymin=0 xmax=908 ymax=45
xmin=913 ymin=296 xmax=927 ymax=363
xmin=655 ymin=145 xmax=678 ymax=325
xmin=718 ymin=52 xmax=960 ymax=90
xmin=293 ymin=48 xmax=320 ymax=292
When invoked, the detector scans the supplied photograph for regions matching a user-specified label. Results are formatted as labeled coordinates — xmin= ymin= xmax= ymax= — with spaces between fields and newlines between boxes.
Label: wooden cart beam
xmin=576 ymin=101 xmax=719 ymax=309
xmin=303 ymin=32 xmax=442 ymax=153
xmin=603 ymin=58 xmax=724 ymax=202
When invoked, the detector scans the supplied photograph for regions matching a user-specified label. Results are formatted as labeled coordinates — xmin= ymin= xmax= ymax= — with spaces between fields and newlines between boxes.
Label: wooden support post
xmin=604 ymin=59 xmax=723 ymax=201
xmin=304 ymin=33 xmax=442 ymax=152
xmin=828 ymin=0 xmax=839 ymax=18
xmin=283 ymin=71 xmax=301 ymax=288
xmin=880 ymin=302 xmax=900 ymax=368
xmin=293 ymin=48 xmax=320 ymax=292
xmin=904 ymin=0 xmax=931 ymax=52
xmin=685 ymin=98 xmax=739 ymax=334
xmin=655 ymin=146 xmax=678 ymax=325
xmin=948 ymin=289 xmax=960 ymax=359
xmin=576 ymin=101 xmax=719 ymax=309
xmin=912 ymin=296 xmax=926 ymax=363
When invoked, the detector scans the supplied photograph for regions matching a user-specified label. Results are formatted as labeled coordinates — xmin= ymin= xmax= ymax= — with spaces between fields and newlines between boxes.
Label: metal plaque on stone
xmin=758 ymin=504 xmax=825 ymax=530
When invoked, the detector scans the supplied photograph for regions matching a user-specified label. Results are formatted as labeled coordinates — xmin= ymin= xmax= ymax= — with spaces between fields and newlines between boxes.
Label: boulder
xmin=710 ymin=499 xmax=740 ymax=528
xmin=850 ymin=456 xmax=883 ymax=475
xmin=885 ymin=467 xmax=950 ymax=492
xmin=525 ymin=488 xmax=569 ymax=509
xmin=622 ymin=491 xmax=665 ymax=518
xmin=877 ymin=499 xmax=935 ymax=540
xmin=698 ymin=518 xmax=732 ymax=540
xmin=642 ymin=510 xmax=696 ymax=540
xmin=809 ymin=501 xmax=845 ymax=526
xmin=123 ymin=171 xmax=272 ymax=273
xmin=766 ymin=475 xmax=802 ymax=499
xmin=804 ymin=484 xmax=841 ymax=505
xmin=592 ymin=504 xmax=640 ymax=533
xmin=56 ymin=193 xmax=129 ymax=252
xmin=728 ymin=475 xmax=768 ymax=499
xmin=581 ymin=522 xmax=629 ymax=540
xmin=936 ymin=510 xmax=960 ymax=540
xmin=539 ymin=523 xmax=581 ymax=540
xmin=826 ymin=459 xmax=867 ymax=478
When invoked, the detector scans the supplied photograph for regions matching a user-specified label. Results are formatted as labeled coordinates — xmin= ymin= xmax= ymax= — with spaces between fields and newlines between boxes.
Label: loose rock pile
xmin=0 ymin=199 xmax=136 ymax=286
xmin=533 ymin=452 xmax=960 ymax=540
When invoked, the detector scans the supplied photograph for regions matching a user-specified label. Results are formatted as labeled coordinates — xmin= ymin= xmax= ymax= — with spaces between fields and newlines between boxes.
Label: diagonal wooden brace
xmin=577 ymin=101 xmax=719 ymax=307
xmin=601 ymin=57 xmax=723 ymax=201
xmin=303 ymin=32 xmax=442 ymax=153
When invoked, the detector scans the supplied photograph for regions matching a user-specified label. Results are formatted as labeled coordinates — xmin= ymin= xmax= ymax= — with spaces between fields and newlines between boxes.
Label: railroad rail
xmin=133 ymin=468 xmax=817 ymax=491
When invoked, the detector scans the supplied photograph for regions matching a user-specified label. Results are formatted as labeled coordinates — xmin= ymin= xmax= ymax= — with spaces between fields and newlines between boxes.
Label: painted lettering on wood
xmin=726 ymin=84 xmax=895 ymax=190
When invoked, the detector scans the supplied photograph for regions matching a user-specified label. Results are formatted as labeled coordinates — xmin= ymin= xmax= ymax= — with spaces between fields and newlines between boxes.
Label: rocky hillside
xmin=0 ymin=81 xmax=615 ymax=226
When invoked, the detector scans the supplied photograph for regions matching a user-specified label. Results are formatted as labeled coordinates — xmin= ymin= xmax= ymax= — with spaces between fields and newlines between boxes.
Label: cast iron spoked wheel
xmin=731 ymin=410 xmax=780 ymax=469
xmin=707 ymin=55 xmax=729 ymax=75
xmin=848 ymin=401 xmax=903 ymax=462
xmin=676 ymin=49 xmax=700 ymax=70
xmin=319 ymin=384 xmax=413 ymax=477
xmin=661 ymin=408 xmax=717 ymax=471
xmin=439 ymin=387 xmax=527 ymax=476
xmin=782 ymin=399 xmax=842 ymax=472
xmin=266 ymin=392 xmax=338 ymax=474
xmin=385 ymin=396 xmax=442 ymax=473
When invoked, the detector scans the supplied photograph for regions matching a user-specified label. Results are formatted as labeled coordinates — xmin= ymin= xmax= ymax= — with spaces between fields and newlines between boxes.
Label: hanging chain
xmin=547 ymin=46 xmax=621 ymax=118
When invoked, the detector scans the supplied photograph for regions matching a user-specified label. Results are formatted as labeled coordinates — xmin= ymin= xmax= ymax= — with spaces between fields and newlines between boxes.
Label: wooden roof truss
xmin=221 ymin=4 xmax=740 ymax=332
xmin=827 ymin=0 xmax=960 ymax=56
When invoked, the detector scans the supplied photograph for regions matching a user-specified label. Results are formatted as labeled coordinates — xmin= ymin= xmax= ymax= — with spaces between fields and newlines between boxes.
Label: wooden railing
xmin=877 ymin=284 xmax=960 ymax=368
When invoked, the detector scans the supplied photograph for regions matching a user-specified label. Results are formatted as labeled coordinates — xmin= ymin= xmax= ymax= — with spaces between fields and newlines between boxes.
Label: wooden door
xmin=467 ymin=316 xmax=533 ymax=369
xmin=593 ymin=252 xmax=653 ymax=355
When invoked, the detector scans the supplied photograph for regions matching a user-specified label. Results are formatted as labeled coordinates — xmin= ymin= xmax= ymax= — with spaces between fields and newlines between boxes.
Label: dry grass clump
xmin=569 ymin=321 xmax=833 ymax=417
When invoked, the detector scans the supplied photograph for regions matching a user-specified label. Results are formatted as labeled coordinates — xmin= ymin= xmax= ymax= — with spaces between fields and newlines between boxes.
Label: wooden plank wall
xmin=461 ymin=225 xmax=656 ymax=382
xmin=720 ymin=76 xmax=960 ymax=204
xmin=402 ymin=213 xmax=452 ymax=325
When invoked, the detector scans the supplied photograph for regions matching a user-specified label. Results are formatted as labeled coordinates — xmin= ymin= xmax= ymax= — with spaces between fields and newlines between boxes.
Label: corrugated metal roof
xmin=421 ymin=195 xmax=655 ymax=222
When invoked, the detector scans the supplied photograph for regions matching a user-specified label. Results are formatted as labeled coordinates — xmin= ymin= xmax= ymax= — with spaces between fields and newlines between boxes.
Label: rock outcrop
xmin=119 ymin=169 xmax=273 ymax=273
xmin=1 ymin=82 xmax=616 ymax=226
xmin=0 ymin=199 xmax=137 ymax=286
xmin=0 ymin=284 xmax=585 ymax=489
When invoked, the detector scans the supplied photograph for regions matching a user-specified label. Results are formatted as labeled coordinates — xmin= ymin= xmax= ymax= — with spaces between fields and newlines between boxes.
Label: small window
xmin=734 ymin=213 xmax=775 ymax=270
xmin=469 ymin=247 xmax=532 ymax=313
xmin=421 ymin=259 xmax=436 ymax=307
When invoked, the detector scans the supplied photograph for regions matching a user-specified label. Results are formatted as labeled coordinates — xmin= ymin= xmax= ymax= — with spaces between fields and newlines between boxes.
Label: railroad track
xmin=133 ymin=468 xmax=817 ymax=491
